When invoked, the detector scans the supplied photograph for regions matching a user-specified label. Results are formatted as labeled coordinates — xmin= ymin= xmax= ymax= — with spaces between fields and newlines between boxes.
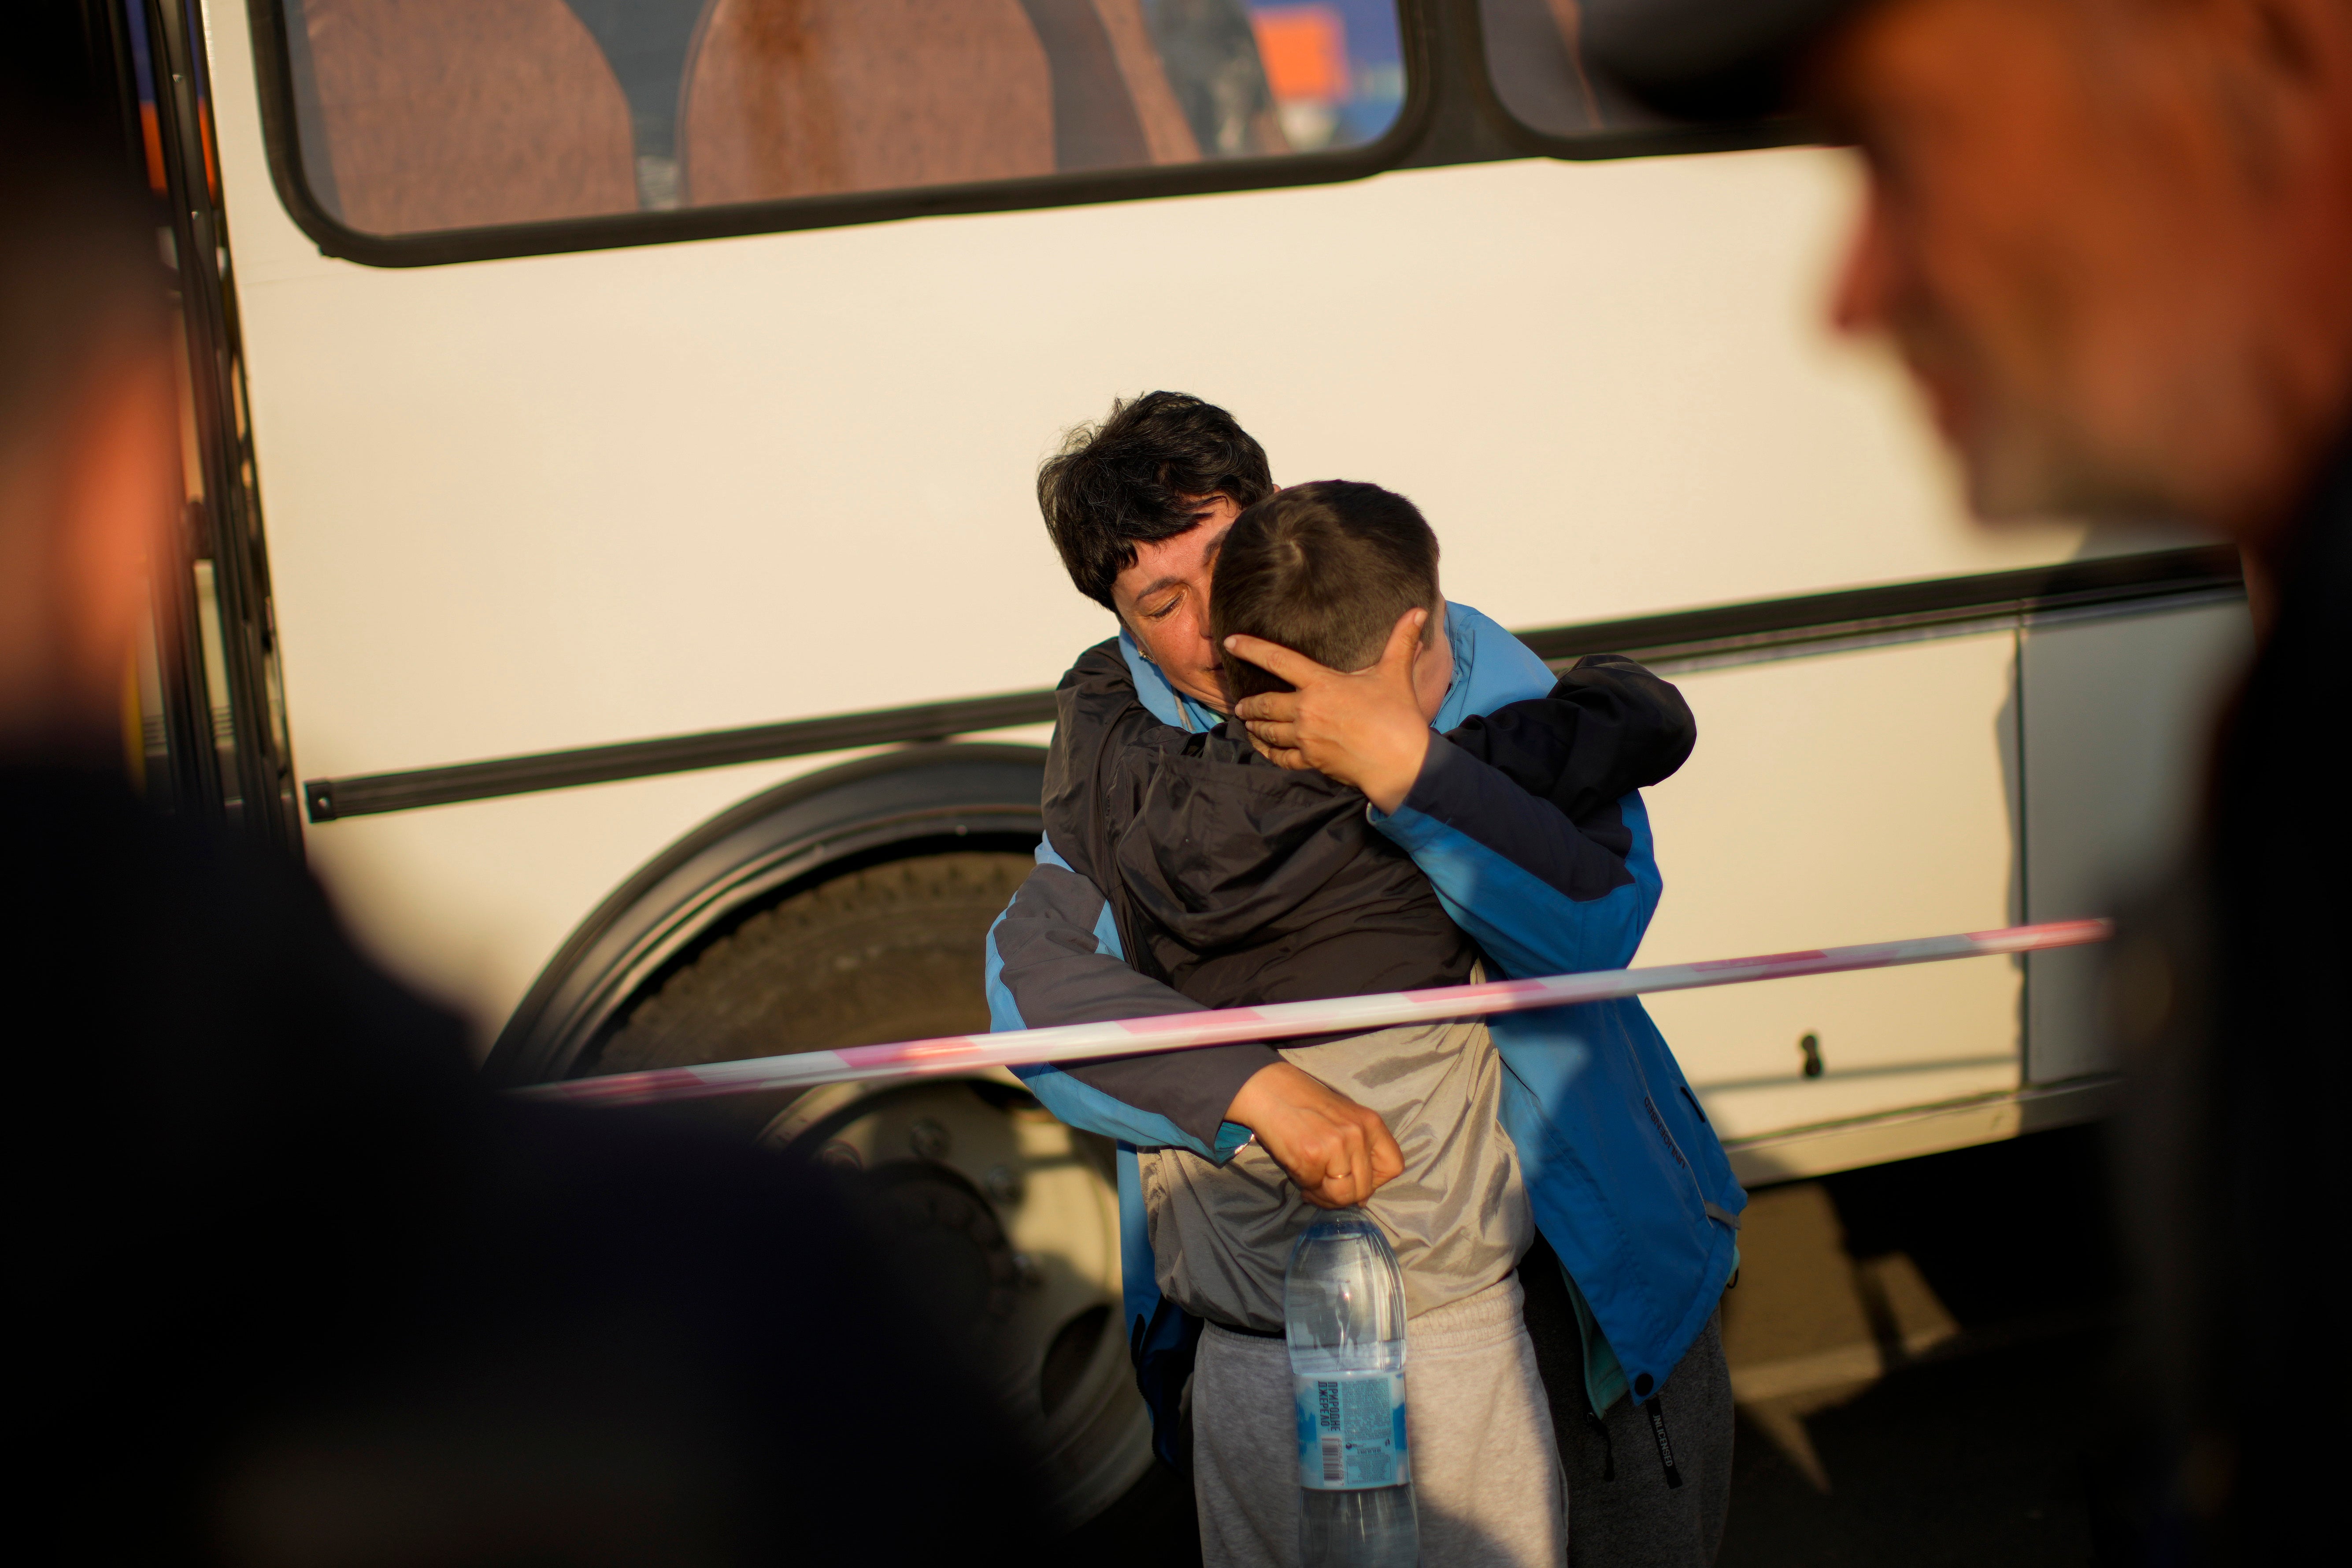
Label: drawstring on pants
xmin=1584 ymin=1409 xmax=1615 ymax=1482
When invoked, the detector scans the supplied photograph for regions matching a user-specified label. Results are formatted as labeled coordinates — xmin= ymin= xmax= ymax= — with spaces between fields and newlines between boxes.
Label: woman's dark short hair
xmin=1038 ymin=392 xmax=1275 ymax=610
xmin=1211 ymin=481 xmax=1440 ymax=705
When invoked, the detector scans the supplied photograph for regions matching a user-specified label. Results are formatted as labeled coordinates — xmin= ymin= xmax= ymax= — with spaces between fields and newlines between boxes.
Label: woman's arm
xmin=988 ymin=851 xmax=1403 ymax=1205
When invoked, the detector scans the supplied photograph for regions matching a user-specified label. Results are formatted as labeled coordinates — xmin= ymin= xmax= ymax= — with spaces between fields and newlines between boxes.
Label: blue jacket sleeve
xmin=986 ymin=834 xmax=1262 ymax=1160
xmin=1371 ymin=734 xmax=1660 ymax=979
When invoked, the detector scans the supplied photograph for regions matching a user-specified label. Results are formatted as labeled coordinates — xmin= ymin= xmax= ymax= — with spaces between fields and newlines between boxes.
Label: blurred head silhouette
xmin=1593 ymin=0 xmax=2352 ymax=559
xmin=0 ymin=108 xmax=174 ymax=764
xmin=1810 ymin=0 xmax=2352 ymax=549
xmin=3 ymin=97 xmax=1048 ymax=1568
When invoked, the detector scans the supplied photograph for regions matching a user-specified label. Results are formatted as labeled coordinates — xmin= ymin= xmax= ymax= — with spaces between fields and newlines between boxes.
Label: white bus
xmin=108 ymin=0 xmax=2247 ymax=1530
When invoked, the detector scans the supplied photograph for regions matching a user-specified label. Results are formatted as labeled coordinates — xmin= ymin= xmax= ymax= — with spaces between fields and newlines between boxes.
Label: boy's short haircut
xmin=1038 ymin=392 xmax=1276 ymax=611
xmin=1211 ymin=481 xmax=1440 ymax=705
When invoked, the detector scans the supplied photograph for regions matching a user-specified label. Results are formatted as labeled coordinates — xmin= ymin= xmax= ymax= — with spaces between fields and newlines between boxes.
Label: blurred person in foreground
xmin=1555 ymin=0 xmax=2348 ymax=1559
xmin=3 ymin=115 xmax=1039 ymax=1566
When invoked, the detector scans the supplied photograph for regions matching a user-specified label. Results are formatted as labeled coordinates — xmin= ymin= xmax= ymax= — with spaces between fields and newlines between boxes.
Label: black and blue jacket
xmin=985 ymin=604 xmax=1746 ymax=1430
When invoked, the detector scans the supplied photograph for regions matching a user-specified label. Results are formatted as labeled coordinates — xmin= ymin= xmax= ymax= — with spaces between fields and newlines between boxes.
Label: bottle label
xmin=1294 ymin=1372 xmax=1410 ymax=1490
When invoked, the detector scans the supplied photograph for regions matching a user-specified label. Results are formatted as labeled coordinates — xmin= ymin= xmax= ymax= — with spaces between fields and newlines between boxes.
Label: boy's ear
xmin=1219 ymin=649 xmax=1294 ymax=706
xmin=1215 ymin=649 xmax=1243 ymax=710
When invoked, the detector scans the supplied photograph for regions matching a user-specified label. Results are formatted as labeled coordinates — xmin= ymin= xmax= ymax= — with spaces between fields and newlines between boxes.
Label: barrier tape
xmin=515 ymin=918 xmax=2111 ymax=1109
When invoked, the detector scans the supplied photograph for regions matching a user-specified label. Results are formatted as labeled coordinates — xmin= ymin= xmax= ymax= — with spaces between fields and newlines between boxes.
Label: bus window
xmin=275 ymin=0 xmax=1409 ymax=240
xmin=1144 ymin=0 xmax=1404 ymax=156
xmin=1476 ymin=0 xmax=1667 ymax=139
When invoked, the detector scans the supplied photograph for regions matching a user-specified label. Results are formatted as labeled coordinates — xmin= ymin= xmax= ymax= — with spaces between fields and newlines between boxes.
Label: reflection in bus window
xmin=1244 ymin=1 xmax=1405 ymax=151
xmin=1147 ymin=0 xmax=1285 ymax=157
xmin=286 ymin=0 xmax=641 ymax=234
xmin=565 ymin=0 xmax=711 ymax=209
xmin=1478 ymin=0 xmax=1664 ymax=139
xmin=277 ymin=0 xmax=1408 ymax=239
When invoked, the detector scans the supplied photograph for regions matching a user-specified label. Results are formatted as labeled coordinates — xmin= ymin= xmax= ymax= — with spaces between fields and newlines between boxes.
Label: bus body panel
xmin=2021 ymin=597 xmax=2252 ymax=1082
xmin=1639 ymin=629 xmax=2026 ymax=1140
xmin=199 ymin=3 xmax=2240 ymax=1163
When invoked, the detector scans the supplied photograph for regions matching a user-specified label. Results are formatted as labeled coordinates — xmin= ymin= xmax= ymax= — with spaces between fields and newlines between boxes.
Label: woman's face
xmin=1109 ymin=494 xmax=1241 ymax=711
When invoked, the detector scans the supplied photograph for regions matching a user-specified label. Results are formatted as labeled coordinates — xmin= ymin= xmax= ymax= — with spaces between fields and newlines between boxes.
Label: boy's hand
xmin=1225 ymin=609 xmax=1433 ymax=814
xmin=1227 ymin=1062 xmax=1406 ymax=1209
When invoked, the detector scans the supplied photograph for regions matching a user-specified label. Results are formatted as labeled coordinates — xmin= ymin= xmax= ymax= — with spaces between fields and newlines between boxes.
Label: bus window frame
xmin=1438 ymin=0 xmax=1819 ymax=168
xmin=242 ymin=0 xmax=1807 ymax=268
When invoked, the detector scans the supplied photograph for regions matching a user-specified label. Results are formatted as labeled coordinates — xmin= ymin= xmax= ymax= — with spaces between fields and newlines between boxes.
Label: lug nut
xmin=909 ymin=1118 xmax=951 ymax=1161
xmin=985 ymin=1164 xmax=1026 ymax=1206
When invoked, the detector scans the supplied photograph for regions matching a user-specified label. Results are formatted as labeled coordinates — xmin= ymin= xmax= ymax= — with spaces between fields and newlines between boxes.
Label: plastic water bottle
xmin=1285 ymin=1212 xmax=1419 ymax=1567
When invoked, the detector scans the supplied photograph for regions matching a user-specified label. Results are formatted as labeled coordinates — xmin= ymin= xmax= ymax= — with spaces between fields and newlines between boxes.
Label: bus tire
xmin=593 ymin=850 xmax=1025 ymax=1073
xmin=581 ymin=848 xmax=1159 ymax=1533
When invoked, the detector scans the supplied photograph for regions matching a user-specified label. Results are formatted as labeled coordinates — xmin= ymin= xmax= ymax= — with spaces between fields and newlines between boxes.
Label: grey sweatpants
xmin=1191 ymin=1276 xmax=1567 ymax=1568
xmin=1556 ymin=1314 xmax=1733 ymax=1568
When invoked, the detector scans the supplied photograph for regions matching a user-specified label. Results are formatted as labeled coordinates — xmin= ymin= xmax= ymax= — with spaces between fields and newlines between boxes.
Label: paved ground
xmin=1088 ymin=1125 xmax=2128 ymax=1566
xmin=1714 ymin=1126 xmax=2122 ymax=1566
xmin=1721 ymin=1327 xmax=2108 ymax=1567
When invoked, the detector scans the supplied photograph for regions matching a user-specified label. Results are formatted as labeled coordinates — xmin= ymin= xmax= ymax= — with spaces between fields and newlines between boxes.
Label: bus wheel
xmin=584 ymin=850 xmax=1155 ymax=1529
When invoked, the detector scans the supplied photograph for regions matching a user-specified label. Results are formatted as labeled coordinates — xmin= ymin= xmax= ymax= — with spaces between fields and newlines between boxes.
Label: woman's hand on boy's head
xmin=1226 ymin=609 xmax=1436 ymax=814
xmin=1227 ymin=1062 xmax=1406 ymax=1209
